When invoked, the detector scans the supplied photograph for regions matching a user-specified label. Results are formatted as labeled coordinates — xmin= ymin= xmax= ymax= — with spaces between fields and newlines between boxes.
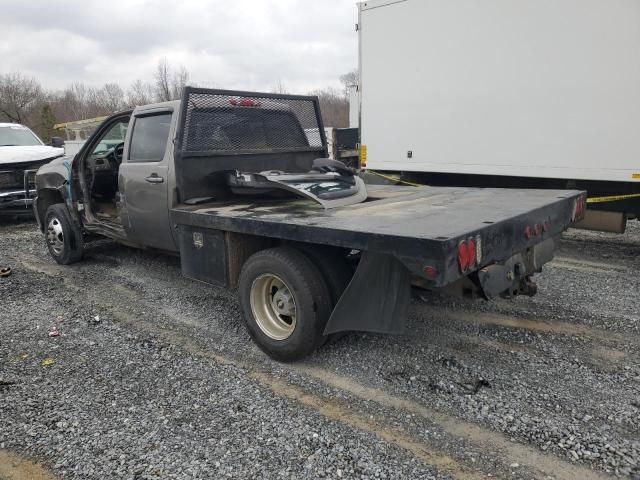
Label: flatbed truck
xmin=34 ymin=88 xmax=585 ymax=361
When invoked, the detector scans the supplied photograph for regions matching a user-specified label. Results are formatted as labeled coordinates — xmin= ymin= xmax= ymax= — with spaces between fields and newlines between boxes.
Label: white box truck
xmin=356 ymin=0 xmax=640 ymax=231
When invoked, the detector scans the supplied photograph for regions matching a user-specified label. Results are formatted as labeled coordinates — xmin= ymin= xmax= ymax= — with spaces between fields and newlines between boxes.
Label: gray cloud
xmin=0 ymin=0 xmax=358 ymax=93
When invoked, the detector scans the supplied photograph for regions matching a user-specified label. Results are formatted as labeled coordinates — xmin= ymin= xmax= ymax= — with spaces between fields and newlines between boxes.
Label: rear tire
xmin=296 ymin=244 xmax=354 ymax=343
xmin=238 ymin=247 xmax=332 ymax=362
xmin=296 ymin=245 xmax=353 ymax=305
xmin=44 ymin=204 xmax=83 ymax=265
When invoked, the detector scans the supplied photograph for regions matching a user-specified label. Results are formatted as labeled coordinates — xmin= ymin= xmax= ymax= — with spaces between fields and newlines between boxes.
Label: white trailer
xmin=357 ymin=0 xmax=640 ymax=229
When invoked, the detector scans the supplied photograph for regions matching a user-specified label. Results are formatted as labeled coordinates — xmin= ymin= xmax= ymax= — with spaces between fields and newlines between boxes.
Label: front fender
xmin=35 ymin=155 xmax=72 ymax=192
xmin=34 ymin=155 xmax=75 ymax=230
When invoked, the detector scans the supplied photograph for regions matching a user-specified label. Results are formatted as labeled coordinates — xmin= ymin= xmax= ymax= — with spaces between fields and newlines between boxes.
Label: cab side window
xmin=88 ymin=119 xmax=128 ymax=160
xmin=129 ymin=113 xmax=172 ymax=162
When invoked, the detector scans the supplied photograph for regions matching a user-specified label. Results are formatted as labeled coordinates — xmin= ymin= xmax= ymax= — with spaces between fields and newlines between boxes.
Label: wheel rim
xmin=46 ymin=217 xmax=64 ymax=256
xmin=250 ymin=274 xmax=297 ymax=340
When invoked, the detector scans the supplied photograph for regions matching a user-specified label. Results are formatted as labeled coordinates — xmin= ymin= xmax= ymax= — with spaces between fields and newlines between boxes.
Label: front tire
xmin=238 ymin=247 xmax=332 ymax=362
xmin=44 ymin=204 xmax=83 ymax=265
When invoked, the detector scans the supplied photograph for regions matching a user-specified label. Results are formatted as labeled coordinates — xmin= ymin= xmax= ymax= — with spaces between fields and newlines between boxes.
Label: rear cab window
xmin=186 ymin=108 xmax=310 ymax=153
xmin=129 ymin=113 xmax=172 ymax=162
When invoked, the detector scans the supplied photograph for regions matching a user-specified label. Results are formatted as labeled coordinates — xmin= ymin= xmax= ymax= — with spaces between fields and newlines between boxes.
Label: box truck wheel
xmin=44 ymin=204 xmax=84 ymax=265
xmin=238 ymin=247 xmax=332 ymax=362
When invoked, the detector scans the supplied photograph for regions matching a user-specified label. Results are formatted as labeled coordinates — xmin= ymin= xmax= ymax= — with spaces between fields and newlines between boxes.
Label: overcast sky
xmin=0 ymin=0 xmax=359 ymax=94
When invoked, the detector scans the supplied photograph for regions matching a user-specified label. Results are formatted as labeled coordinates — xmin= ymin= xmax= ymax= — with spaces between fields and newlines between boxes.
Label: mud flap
xmin=323 ymin=252 xmax=411 ymax=335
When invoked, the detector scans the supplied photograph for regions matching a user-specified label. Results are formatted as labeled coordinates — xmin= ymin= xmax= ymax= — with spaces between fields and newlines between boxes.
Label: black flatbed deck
xmin=171 ymin=185 xmax=582 ymax=285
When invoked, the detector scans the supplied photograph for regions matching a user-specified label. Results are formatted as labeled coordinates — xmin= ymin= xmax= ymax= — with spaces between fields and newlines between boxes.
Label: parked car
xmin=0 ymin=123 xmax=65 ymax=215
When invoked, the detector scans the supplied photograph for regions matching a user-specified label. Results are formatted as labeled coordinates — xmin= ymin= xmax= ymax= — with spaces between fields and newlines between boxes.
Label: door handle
xmin=145 ymin=174 xmax=165 ymax=184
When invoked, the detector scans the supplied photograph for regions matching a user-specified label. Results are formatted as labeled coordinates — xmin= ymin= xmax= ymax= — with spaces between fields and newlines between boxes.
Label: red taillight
xmin=458 ymin=241 xmax=470 ymax=272
xmin=230 ymin=97 xmax=261 ymax=107
xmin=466 ymin=238 xmax=476 ymax=267
xmin=458 ymin=238 xmax=479 ymax=273
xmin=579 ymin=197 xmax=586 ymax=218
xmin=573 ymin=197 xmax=587 ymax=222
xmin=423 ymin=266 xmax=438 ymax=279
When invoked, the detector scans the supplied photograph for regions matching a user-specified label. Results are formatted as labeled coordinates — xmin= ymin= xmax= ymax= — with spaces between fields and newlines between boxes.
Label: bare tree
xmin=155 ymin=58 xmax=172 ymax=102
xmin=154 ymin=58 xmax=190 ymax=102
xmin=63 ymin=82 xmax=92 ymax=120
xmin=0 ymin=66 xmax=353 ymax=138
xmin=127 ymin=79 xmax=154 ymax=106
xmin=339 ymin=69 xmax=359 ymax=95
xmin=0 ymin=72 xmax=43 ymax=124
xmin=311 ymin=87 xmax=349 ymax=128
xmin=170 ymin=65 xmax=189 ymax=100
xmin=98 ymin=83 xmax=126 ymax=112
xmin=270 ymin=80 xmax=289 ymax=94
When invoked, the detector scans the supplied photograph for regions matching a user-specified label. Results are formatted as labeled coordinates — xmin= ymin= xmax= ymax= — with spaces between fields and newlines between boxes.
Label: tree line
xmin=0 ymin=58 xmax=357 ymax=143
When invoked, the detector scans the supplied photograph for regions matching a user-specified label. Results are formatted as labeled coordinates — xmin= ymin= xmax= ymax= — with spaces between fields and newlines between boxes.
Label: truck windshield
xmin=0 ymin=125 xmax=43 ymax=147
xmin=186 ymin=107 xmax=310 ymax=153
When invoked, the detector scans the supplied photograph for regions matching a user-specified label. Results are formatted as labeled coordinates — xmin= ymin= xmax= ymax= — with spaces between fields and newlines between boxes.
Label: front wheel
xmin=238 ymin=247 xmax=332 ymax=362
xmin=44 ymin=204 xmax=84 ymax=265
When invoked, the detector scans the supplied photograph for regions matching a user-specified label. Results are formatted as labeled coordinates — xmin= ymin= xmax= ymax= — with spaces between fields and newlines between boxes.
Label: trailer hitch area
xmin=512 ymin=276 xmax=538 ymax=298
xmin=476 ymin=237 xmax=554 ymax=299
xmin=477 ymin=258 xmax=526 ymax=299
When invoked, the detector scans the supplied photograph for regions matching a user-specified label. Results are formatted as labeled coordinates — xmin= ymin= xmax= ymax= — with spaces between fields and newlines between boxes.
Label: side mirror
xmin=51 ymin=137 xmax=65 ymax=148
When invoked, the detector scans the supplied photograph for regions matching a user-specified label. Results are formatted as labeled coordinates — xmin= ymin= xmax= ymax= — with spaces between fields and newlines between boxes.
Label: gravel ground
xmin=0 ymin=218 xmax=638 ymax=479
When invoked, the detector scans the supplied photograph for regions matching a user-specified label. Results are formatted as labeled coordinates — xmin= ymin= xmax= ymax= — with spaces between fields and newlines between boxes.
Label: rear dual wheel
xmin=239 ymin=247 xmax=345 ymax=362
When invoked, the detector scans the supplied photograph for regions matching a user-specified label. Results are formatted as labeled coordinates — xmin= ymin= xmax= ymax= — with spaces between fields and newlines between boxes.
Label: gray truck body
xmin=34 ymin=88 xmax=584 ymax=345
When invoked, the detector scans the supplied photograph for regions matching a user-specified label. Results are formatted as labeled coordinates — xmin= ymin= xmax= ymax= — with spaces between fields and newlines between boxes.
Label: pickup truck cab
xmin=34 ymin=88 xmax=586 ymax=361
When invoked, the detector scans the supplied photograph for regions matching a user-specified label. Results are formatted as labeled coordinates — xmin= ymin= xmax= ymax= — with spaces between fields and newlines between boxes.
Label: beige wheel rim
xmin=250 ymin=274 xmax=297 ymax=340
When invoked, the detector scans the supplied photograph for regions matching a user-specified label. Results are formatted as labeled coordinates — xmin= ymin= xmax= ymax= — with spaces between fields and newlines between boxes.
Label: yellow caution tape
xmin=367 ymin=171 xmax=425 ymax=187
xmin=587 ymin=193 xmax=640 ymax=204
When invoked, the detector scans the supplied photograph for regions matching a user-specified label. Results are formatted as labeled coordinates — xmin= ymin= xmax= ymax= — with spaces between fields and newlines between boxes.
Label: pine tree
xmin=40 ymin=103 xmax=57 ymax=144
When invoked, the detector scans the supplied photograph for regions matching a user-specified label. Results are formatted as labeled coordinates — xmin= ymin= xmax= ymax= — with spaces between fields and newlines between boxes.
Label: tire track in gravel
xmin=15 ymin=256 xmax=488 ymax=480
xmin=427 ymin=327 xmax=632 ymax=374
xmin=550 ymin=257 xmax=630 ymax=274
xmin=248 ymin=373 xmax=487 ymax=480
xmin=0 ymin=450 xmax=57 ymax=480
xmin=410 ymin=303 xmax=639 ymax=372
xmin=17 ymin=255 xmax=615 ymax=480
xmin=424 ymin=307 xmax=639 ymax=347
xmin=293 ymin=366 xmax=615 ymax=480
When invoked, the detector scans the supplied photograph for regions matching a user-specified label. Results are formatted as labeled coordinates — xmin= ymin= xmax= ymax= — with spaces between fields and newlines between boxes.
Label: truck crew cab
xmin=34 ymin=88 xmax=586 ymax=361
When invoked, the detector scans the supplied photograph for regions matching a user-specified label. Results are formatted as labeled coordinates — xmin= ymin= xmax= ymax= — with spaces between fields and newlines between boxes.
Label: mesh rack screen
xmin=179 ymin=89 xmax=325 ymax=156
